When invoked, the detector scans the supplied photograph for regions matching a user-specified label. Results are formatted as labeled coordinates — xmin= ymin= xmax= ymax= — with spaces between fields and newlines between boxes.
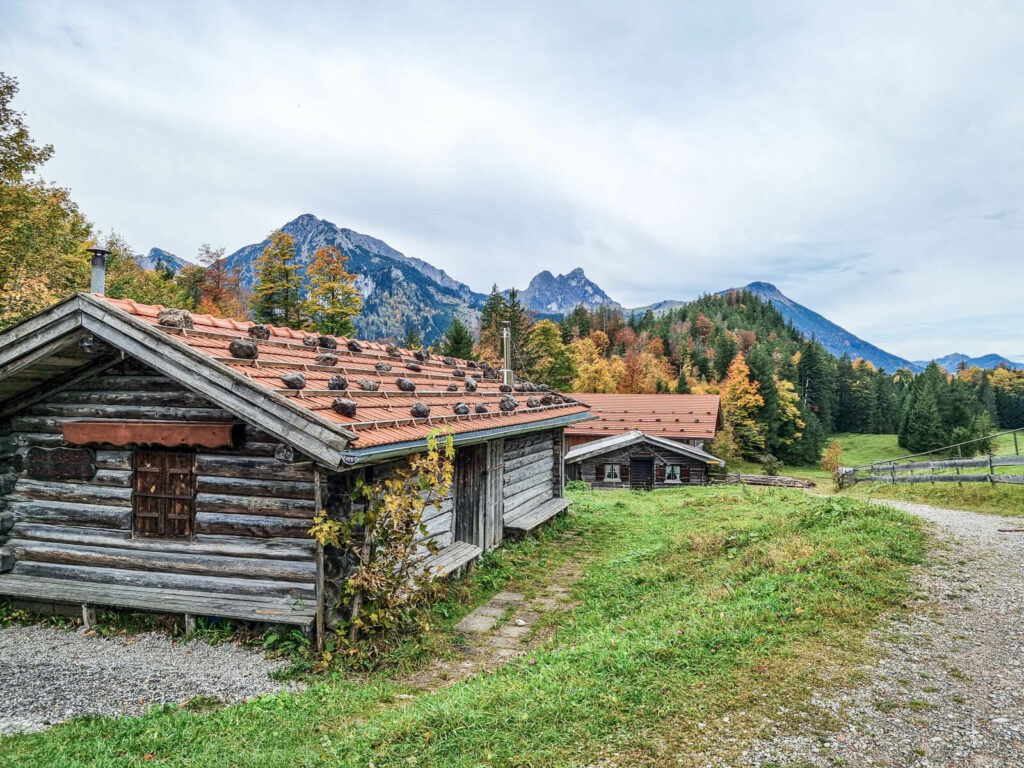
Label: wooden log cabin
xmin=0 ymin=288 xmax=591 ymax=640
xmin=563 ymin=393 xmax=722 ymax=449
xmin=565 ymin=430 xmax=724 ymax=490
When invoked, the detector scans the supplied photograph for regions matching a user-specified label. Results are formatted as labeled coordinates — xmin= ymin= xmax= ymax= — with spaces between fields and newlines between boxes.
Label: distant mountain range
xmin=139 ymin=247 xmax=191 ymax=274
xmin=515 ymin=268 xmax=620 ymax=314
xmin=913 ymin=352 xmax=1024 ymax=373
xmin=143 ymin=214 xmax=1023 ymax=366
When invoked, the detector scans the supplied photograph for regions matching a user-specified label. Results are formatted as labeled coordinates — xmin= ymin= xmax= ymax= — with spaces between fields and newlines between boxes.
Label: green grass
xmin=1 ymin=487 xmax=926 ymax=768
xmin=727 ymin=432 xmax=908 ymax=487
xmin=847 ymin=481 xmax=1024 ymax=517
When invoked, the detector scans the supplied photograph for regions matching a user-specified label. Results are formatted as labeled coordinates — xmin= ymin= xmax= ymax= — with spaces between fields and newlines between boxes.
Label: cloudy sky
xmin=2 ymin=1 xmax=1022 ymax=360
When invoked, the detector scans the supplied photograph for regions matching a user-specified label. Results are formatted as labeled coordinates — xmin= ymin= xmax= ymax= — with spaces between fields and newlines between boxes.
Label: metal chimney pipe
xmin=86 ymin=248 xmax=112 ymax=295
xmin=501 ymin=321 xmax=513 ymax=386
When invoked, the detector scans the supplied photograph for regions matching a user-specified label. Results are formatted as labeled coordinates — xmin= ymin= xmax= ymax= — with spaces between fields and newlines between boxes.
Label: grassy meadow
xmin=2 ymin=486 xmax=926 ymax=768
xmin=726 ymin=431 xmax=1024 ymax=516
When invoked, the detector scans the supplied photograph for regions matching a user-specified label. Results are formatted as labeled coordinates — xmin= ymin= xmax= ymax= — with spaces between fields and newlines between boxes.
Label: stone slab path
xmin=403 ymin=565 xmax=578 ymax=691
xmin=719 ymin=498 xmax=1024 ymax=768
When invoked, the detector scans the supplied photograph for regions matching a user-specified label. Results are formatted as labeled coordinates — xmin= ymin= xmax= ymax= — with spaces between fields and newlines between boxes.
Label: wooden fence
xmin=841 ymin=428 xmax=1024 ymax=487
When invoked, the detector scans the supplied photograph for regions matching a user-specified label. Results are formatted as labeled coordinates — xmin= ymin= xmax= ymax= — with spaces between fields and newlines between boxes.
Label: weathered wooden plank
xmin=0 ymin=575 xmax=315 ymax=626
xmin=3 ymin=498 xmax=132 ymax=529
xmin=505 ymin=498 xmax=571 ymax=534
xmin=502 ymin=462 xmax=555 ymax=495
xmin=78 ymin=375 xmax=187 ymax=392
xmin=27 ymin=403 xmax=235 ymax=421
xmin=15 ymin=479 xmax=132 ymax=506
xmin=9 ymin=561 xmax=315 ymax=599
xmin=50 ymin=390 xmax=213 ymax=408
xmin=94 ymin=450 xmax=132 ymax=471
xmin=7 ymin=539 xmax=315 ymax=582
xmin=195 ymin=455 xmax=314 ymax=481
xmin=10 ymin=522 xmax=315 ymax=560
xmin=502 ymin=449 xmax=553 ymax=470
xmin=502 ymin=439 xmax=554 ymax=463
xmin=197 ymin=492 xmax=316 ymax=519
xmin=503 ymin=482 xmax=555 ymax=516
xmin=196 ymin=475 xmax=315 ymax=500
xmin=195 ymin=512 xmax=312 ymax=538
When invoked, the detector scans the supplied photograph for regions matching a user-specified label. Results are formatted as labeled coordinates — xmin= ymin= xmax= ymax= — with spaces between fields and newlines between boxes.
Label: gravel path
xmin=736 ymin=498 xmax=1024 ymax=768
xmin=0 ymin=625 xmax=301 ymax=735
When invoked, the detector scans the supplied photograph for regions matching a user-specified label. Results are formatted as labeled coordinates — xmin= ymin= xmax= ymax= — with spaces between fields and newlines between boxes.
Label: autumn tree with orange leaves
xmin=720 ymin=353 xmax=766 ymax=458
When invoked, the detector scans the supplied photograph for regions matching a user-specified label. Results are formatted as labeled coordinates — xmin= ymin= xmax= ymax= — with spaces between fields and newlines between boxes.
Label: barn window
xmin=665 ymin=464 xmax=682 ymax=483
xmin=132 ymin=450 xmax=197 ymax=538
xmin=604 ymin=463 xmax=621 ymax=482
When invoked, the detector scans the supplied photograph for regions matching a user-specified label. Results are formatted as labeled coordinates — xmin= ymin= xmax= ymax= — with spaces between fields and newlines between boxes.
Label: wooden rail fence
xmin=841 ymin=428 xmax=1024 ymax=487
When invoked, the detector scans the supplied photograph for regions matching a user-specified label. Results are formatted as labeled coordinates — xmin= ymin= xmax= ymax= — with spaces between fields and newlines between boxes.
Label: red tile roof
xmin=563 ymin=393 xmax=721 ymax=441
xmin=99 ymin=297 xmax=590 ymax=449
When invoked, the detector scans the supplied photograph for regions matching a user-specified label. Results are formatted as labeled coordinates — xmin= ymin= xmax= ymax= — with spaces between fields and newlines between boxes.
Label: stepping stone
xmin=474 ymin=604 xmax=506 ymax=618
xmin=491 ymin=591 xmax=525 ymax=604
xmin=498 ymin=624 xmax=530 ymax=638
xmin=455 ymin=611 xmax=499 ymax=633
xmin=488 ymin=635 xmax=522 ymax=649
xmin=545 ymin=585 xmax=569 ymax=594
xmin=515 ymin=611 xmax=542 ymax=623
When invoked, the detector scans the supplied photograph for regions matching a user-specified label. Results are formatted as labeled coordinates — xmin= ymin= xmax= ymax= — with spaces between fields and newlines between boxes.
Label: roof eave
xmin=339 ymin=410 xmax=593 ymax=466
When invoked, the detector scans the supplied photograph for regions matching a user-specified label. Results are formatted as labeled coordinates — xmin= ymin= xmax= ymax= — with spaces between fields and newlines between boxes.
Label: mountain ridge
xmin=142 ymin=216 xmax=1016 ymax=369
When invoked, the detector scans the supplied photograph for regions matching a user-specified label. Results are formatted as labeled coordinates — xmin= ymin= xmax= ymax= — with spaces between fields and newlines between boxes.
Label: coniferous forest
xmin=466 ymin=287 xmax=1024 ymax=466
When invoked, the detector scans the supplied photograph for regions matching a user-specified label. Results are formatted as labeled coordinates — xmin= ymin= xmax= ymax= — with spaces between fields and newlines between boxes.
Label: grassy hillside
xmin=3 ymin=487 xmax=924 ymax=768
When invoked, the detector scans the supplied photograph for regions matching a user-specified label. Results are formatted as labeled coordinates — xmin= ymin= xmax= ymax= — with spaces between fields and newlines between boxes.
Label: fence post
xmin=988 ymin=453 xmax=995 ymax=485
xmin=1015 ymin=431 xmax=1020 ymax=456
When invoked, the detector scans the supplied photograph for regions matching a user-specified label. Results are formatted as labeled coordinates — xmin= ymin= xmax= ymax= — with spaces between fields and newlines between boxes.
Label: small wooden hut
xmin=563 ymin=393 xmax=722 ymax=449
xmin=565 ymin=430 xmax=723 ymax=490
xmin=0 ymin=290 xmax=591 ymax=639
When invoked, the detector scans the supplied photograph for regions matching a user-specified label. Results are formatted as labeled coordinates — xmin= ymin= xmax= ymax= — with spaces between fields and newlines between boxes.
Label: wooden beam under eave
xmin=62 ymin=421 xmax=236 ymax=449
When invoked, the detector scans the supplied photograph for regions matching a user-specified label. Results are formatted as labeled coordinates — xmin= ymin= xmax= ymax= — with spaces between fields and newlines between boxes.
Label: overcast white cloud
xmin=1 ymin=0 xmax=1022 ymax=360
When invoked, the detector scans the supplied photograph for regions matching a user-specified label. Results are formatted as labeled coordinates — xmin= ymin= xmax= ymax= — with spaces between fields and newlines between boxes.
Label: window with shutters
xmin=604 ymin=463 xmax=621 ymax=482
xmin=665 ymin=464 xmax=682 ymax=483
xmin=132 ymin=450 xmax=197 ymax=538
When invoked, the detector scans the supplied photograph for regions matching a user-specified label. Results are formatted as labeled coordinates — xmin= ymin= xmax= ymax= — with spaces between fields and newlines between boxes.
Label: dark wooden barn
xmin=563 ymin=393 xmax=722 ymax=449
xmin=0 ymin=291 xmax=591 ymax=642
xmin=565 ymin=430 xmax=724 ymax=490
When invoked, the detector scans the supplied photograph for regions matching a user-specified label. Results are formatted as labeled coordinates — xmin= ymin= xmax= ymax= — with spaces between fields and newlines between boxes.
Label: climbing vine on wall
xmin=310 ymin=428 xmax=455 ymax=653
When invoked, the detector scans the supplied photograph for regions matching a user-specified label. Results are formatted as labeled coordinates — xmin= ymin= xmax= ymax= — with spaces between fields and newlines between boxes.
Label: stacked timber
xmin=0 ymin=359 xmax=318 ymax=600
xmin=714 ymin=472 xmax=815 ymax=489
xmin=503 ymin=430 xmax=557 ymax=521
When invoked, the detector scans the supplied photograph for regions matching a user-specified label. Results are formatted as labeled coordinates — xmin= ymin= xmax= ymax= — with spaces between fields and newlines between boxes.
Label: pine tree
xmin=476 ymin=285 xmax=507 ymax=362
xmin=302 ymin=245 xmax=361 ymax=336
xmin=505 ymin=288 xmax=530 ymax=377
xmin=252 ymin=230 xmax=303 ymax=328
xmin=441 ymin=316 xmax=475 ymax=359
xmin=525 ymin=319 xmax=576 ymax=390
xmin=404 ymin=326 xmax=423 ymax=350
xmin=899 ymin=362 xmax=949 ymax=452
xmin=561 ymin=303 xmax=591 ymax=341
xmin=712 ymin=331 xmax=739 ymax=380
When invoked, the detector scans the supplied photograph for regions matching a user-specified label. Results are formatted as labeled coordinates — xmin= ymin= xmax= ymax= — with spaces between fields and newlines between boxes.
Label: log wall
xmin=0 ymin=359 xmax=317 ymax=601
xmin=502 ymin=430 xmax=559 ymax=519
xmin=570 ymin=443 xmax=710 ymax=489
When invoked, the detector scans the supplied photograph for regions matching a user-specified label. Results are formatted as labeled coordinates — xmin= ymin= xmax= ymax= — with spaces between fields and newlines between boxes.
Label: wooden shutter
xmin=133 ymin=450 xmax=196 ymax=538
xmin=596 ymin=463 xmax=605 ymax=482
xmin=655 ymin=464 xmax=666 ymax=483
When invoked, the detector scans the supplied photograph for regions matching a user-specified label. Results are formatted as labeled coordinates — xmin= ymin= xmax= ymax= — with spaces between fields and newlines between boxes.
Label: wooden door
xmin=133 ymin=450 xmax=196 ymax=538
xmin=455 ymin=444 xmax=486 ymax=548
xmin=484 ymin=439 xmax=504 ymax=550
xmin=629 ymin=458 xmax=654 ymax=490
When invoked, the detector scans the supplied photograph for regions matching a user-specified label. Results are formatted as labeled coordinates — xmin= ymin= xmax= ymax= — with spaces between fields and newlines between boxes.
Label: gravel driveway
xmin=733 ymin=498 xmax=1024 ymax=768
xmin=0 ymin=626 xmax=300 ymax=735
